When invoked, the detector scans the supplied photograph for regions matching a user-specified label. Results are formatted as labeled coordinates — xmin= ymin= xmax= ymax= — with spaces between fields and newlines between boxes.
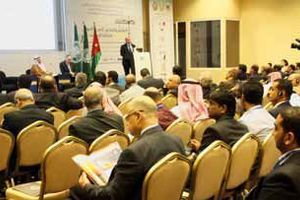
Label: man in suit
xmin=69 ymin=86 xmax=124 ymax=145
xmin=65 ymin=73 xmax=87 ymax=98
xmin=107 ymin=70 xmax=124 ymax=93
xmin=267 ymin=79 xmax=292 ymax=118
xmin=35 ymin=75 xmax=83 ymax=112
xmin=59 ymin=55 xmax=75 ymax=75
xmin=190 ymin=89 xmax=248 ymax=152
xmin=137 ymin=68 xmax=164 ymax=90
xmin=120 ymin=37 xmax=136 ymax=75
xmin=2 ymin=88 xmax=54 ymax=136
xmin=246 ymin=107 xmax=300 ymax=200
xmin=120 ymin=74 xmax=145 ymax=102
xmin=70 ymin=96 xmax=185 ymax=200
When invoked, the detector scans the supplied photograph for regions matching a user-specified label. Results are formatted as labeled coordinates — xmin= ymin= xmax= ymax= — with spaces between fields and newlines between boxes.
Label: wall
xmin=240 ymin=0 xmax=300 ymax=67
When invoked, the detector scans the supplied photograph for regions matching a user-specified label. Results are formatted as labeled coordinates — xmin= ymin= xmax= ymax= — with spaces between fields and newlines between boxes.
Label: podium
xmin=133 ymin=52 xmax=152 ymax=80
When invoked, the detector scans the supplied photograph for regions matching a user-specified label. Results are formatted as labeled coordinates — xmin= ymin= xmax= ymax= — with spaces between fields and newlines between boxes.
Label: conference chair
xmin=187 ymin=141 xmax=231 ymax=200
xmin=46 ymin=107 xmax=66 ymax=129
xmin=11 ymin=121 xmax=57 ymax=184
xmin=193 ymin=118 xmax=216 ymax=142
xmin=161 ymin=93 xmax=177 ymax=109
xmin=0 ymin=102 xmax=17 ymax=125
xmin=142 ymin=152 xmax=191 ymax=200
xmin=220 ymin=133 xmax=260 ymax=199
xmin=65 ymin=108 xmax=84 ymax=120
xmin=6 ymin=136 xmax=88 ymax=200
xmin=89 ymin=129 xmax=130 ymax=153
xmin=165 ymin=119 xmax=193 ymax=146
xmin=0 ymin=129 xmax=14 ymax=187
xmin=57 ymin=116 xmax=81 ymax=140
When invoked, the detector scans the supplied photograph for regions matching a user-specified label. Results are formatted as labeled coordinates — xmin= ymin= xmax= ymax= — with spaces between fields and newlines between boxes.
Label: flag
xmin=82 ymin=23 xmax=92 ymax=80
xmin=91 ymin=23 xmax=101 ymax=79
xmin=72 ymin=23 xmax=82 ymax=72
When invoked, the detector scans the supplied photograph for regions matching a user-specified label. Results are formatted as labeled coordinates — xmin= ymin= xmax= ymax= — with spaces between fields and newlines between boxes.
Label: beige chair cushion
xmin=57 ymin=116 xmax=81 ymax=140
xmin=0 ymin=129 xmax=14 ymax=171
xmin=191 ymin=141 xmax=230 ymax=200
xmin=47 ymin=107 xmax=66 ymax=129
xmin=166 ymin=119 xmax=193 ymax=146
xmin=193 ymin=118 xmax=216 ymax=141
xmin=0 ymin=103 xmax=17 ymax=125
xmin=161 ymin=94 xmax=177 ymax=109
xmin=65 ymin=109 xmax=84 ymax=120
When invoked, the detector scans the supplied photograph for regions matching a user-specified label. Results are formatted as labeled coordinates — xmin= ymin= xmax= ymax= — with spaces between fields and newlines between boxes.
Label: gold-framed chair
xmin=161 ymin=93 xmax=177 ymax=109
xmin=165 ymin=119 xmax=193 ymax=146
xmin=46 ymin=107 xmax=66 ymax=129
xmin=0 ymin=102 xmax=17 ymax=125
xmin=193 ymin=118 xmax=216 ymax=142
xmin=220 ymin=133 xmax=260 ymax=199
xmin=12 ymin=121 xmax=57 ymax=181
xmin=57 ymin=116 xmax=81 ymax=140
xmin=188 ymin=141 xmax=231 ymax=200
xmin=0 ymin=128 xmax=14 ymax=185
xmin=6 ymin=136 xmax=88 ymax=200
xmin=142 ymin=152 xmax=191 ymax=200
xmin=89 ymin=129 xmax=130 ymax=153
xmin=65 ymin=108 xmax=84 ymax=120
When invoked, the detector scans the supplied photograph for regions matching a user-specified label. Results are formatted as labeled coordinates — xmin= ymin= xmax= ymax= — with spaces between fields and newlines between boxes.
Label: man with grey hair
xmin=65 ymin=73 xmax=87 ymax=98
xmin=2 ymin=88 xmax=54 ymax=137
xmin=69 ymin=86 xmax=124 ymax=145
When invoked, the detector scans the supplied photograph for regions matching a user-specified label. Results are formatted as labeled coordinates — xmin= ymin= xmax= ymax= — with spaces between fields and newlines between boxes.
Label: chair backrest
xmin=57 ymin=116 xmax=81 ymax=140
xmin=190 ymin=141 xmax=231 ymax=200
xmin=165 ymin=119 xmax=193 ymax=146
xmin=193 ymin=118 xmax=216 ymax=141
xmin=142 ymin=153 xmax=191 ymax=200
xmin=40 ymin=136 xmax=88 ymax=198
xmin=89 ymin=129 xmax=130 ymax=153
xmin=259 ymin=133 xmax=281 ymax=178
xmin=65 ymin=108 xmax=84 ymax=120
xmin=224 ymin=133 xmax=260 ymax=191
xmin=161 ymin=93 xmax=177 ymax=109
xmin=0 ymin=102 xmax=17 ymax=125
xmin=0 ymin=129 xmax=14 ymax=172
xmin=16 ymin=121 xmax=57 ymax=169
xmin=46 ymin=107 xmax=66 ymax=129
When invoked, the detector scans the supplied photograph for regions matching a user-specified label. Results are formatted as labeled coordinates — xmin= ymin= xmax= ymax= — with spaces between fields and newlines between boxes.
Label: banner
xmin=149 ymin=0 xmax=175 ymax=80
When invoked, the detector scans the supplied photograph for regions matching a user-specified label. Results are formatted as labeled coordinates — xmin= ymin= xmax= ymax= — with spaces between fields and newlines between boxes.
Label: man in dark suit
xmin=246 ymin=107 xmax=300 ymax=200
xmin=70 ymin=96 xmax=185 ymax=200
xmin=35 ymin=75 xmax=83 ymax=112
xmin=120 ymin=37 xmax=136 ymax=75
xmin=137 ymin=68 xmax=165 ymax=90
xmin=190 ymin=89 xmax=248 ymax=152
xmin=65 ymin=73 xmax=87 ymax=98
xmin=2 ymin=88 xmax=54 ymax=136
xmin=107 ymin=70 xmax=124 ymax=93
xmin=267 ymin=79 xmax=292 ymax=118
xmin=69 ymin=86 xmax=124 ymax=145
xmin=59 ymin=55 xmax=75 ymax=75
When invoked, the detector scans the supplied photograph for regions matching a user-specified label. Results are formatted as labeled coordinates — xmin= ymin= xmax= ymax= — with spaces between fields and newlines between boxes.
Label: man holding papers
xmin=70 ymin=96 xmax=185 ymax=200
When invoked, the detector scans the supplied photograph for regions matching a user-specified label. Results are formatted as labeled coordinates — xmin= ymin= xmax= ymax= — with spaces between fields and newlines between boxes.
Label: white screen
xmin=0 ymin=0 xmax=56 ymax=50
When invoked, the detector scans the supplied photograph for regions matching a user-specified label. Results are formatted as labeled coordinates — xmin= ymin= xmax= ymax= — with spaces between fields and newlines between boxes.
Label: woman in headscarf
xmin=171 ymin=79 xmax=209 ymax=122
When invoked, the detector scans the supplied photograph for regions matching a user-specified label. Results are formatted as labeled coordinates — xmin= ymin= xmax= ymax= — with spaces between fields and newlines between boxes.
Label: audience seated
xmin=144 ymin=87 xmax=177 ymax=130
xmin=246 ymin=107 xmax=300 ymax=200
xmin=199 ymin=72 xmax=217 ymax=99
xmin=165 ymin=74 xmax=181 ymax=97
xmin=70 ymin=96 xmax=185 ymax=200
xmin=172 ymin=65 xmax=185 ymax=80
xmin=239 ymin=81 xmax=275 ymax=141
xmin=6 ymin=74 xmax=32 ymax=102
xmin=120 ymin=74 xmax=145 ymax=102
xmin=237 ymin=64 xmax=248 ymax=81
xmin=267 ymin=79 xmax=292 ymax=118
xmin=137 ymin=68 xmax=164 ymax=90
xmin=107 ymin=70 xmax=124 ymax=93
xmin=65 ymin=73 xmax=87 ymax=98
xmin=171 ymin=79 xmax=208 ymax=122
xmin=59 ymin=54 xmax=75 ymax=76
xmin=219 ymin=68 xmax=238 ymax=90
xmin=190 ymin=89 xmax=248 ymax=152
xmin=35 ymin=75 xmax=83 ymax=112
xmin=288 ymin=73 xmax=300 ymax=95
xmin=249 ymin=64 xmax=261 ymax=82
xmin=69 ymin=86 xmax=124 ymax=145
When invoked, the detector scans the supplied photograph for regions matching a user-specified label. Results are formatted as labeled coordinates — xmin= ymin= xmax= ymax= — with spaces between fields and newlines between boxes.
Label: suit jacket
xmin=35 ymin=92 xmax=83 ymax=112
xmin=69 ymin=109 xmax=124 ymax=145
xmin=59 ymin=61 xmax=75 ymax=75
xmin=2 ymin=104 xmax=54 ymax=136
xmin=137 ymin=77 xmax=165 ymax=90
xmin=199 ymin=115 xmax=248 ymax=151
xmin=269 ymin=101 xmax=292 ymax=119
xmin=120 ymin=43 xmax=136 ymax=61
xmin=246 ymin=150 xmax=300 ymax=200
xmin=65 ymin=86 xmax=85 ymax=98
xmin=70 ymin=126 xmax=185 ymax=200
xmin=0 ymin=93 xmax=9 ymax=105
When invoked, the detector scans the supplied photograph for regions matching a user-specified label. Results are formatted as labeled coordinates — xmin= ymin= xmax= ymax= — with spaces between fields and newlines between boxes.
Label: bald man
xmin=69 ymin=86 xmax=124 ymax=145
xmin=120 ymin=74 xmax=145 ymax=102
xmin=120 ymin=37 xmax=136 ymax=75
xmin=288 ymin=73 xmax=300 ymax=95
xmin=166 ymin=74 xmax=181 ymax=96
xmin=70 ymin=96 xmax=185 ymax=200
xmin=2 ymin=88 xmax=54 ymax=137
